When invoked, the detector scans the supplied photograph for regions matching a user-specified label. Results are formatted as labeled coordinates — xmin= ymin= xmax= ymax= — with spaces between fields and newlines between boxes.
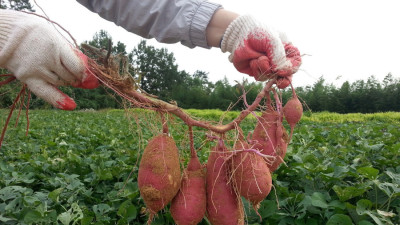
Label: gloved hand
xmin=0 ymin=9 xmax=99 ymax=110
xmin=221 ymin=15 xmax=301 ymax=87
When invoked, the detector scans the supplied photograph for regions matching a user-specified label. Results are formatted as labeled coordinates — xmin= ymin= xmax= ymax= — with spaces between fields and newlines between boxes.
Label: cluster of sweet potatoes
xmin=137 ymin=85 xmax=303 ymax=225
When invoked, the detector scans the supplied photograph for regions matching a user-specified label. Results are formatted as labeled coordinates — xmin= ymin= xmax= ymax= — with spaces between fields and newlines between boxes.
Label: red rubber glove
xmin=0 ymin=9 xmax=99 ymax=110
xmin=221 ymin=15 xmax=301 ymax=87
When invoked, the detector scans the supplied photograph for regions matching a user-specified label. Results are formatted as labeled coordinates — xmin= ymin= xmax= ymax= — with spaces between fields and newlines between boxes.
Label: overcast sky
xmin=32 ymin=0 xmax=400 ymax=87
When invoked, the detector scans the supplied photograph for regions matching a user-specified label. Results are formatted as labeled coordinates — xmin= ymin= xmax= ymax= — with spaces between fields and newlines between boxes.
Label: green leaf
xmin=356 ymin=199 xmax=372 ymax=215
xmin=385 ymin=170 xmax=400 ymax=184
xmin=258 ymin=200 xmax=277 ymax=218
xmin=367 ymin=144 xmax=384 ymax=151
xmin=119 ymin=182 xmax=139 ymax=199
xmin=358 ymin=221 xmax=375 ymax=225
xmin=292 ymin=154 xmax=303 ymax=163
xmin=310 ymin=192 xmax=328 ymax=208
xmin=375 ymin=181 xmax=400 ymax=197
xmin=49 ymin=188 xmax=64 ymax=203
xmin=0 ymin=215 xmax=16 ymax=222
xmin=365 ymin=212 xmax=385 ymax=225
xmin=58 ymin=203 xmax=83 ymax=225
xmin=81 ymin=214 xmax=95 ymax=225
xmin=58 ymin=211 xmax=72 ymax=225
xmin=93 ymin=203 xmax=111 ymax=216
xmin=305 ymin=218 xmax=319 ymax=225
xmin=124 ymin=205 xmax=137 ymax=222
xmin=11 ymin=172 xmax=35 ymax=184
xmin=356 ymin=199 xmax=386 ymax=225
xmin=23 ymin=210 xmax=43 ymax=223
xmin=333 ymin=185 xmax=367 ymax=201
xmin=326 ymin=214 xmax=352 ymax=225
xmin=66 ymin=178 xmax=84 ymax=190
xmin=357 ymin=167 xmax=379 ymax=180
xmin=117 ymin=200 xmax=137 ymax=221
xmin=294 ymin=218 xmax=306 ymax=225
xmin=333 ymin=165 xmax=350 ymax=178
xmin=328 ymin=200 xmax=346 ymax=209
xmin=35 ymin=203 xmax=47 ymax=217
xmin=0 ymin=186 xmax=29 ymax=201
xmin=23 ymin=196 xmax=40 ymax=206
xmin=5 ymin=198 xmax=20 ymax=211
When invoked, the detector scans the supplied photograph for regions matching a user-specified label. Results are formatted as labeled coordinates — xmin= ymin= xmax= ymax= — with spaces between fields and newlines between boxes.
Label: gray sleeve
xmin=76 ymin=0 xmax=222 ymax=49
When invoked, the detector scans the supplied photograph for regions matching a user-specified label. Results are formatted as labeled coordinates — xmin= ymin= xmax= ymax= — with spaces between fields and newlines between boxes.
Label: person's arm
xmin=76 ymin=0 xmax=222 ymax=49
xmin=205 ymin=9 xmax=239 ymax=47
xmin=76 ymin=0 xmax=301 ymax=84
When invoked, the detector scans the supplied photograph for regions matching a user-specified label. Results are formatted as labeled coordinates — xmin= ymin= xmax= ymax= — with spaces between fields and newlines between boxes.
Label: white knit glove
xmin=0 ymin=9 xmax=99 ymax=110
xmin=221 ymin=15 xmax=301 ymax=88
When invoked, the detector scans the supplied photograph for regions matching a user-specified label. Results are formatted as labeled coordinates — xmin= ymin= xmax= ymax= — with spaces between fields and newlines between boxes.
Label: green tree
xmin=208 ymin=77 xmax=238 ymax=110
xmin=351 ymin=79 xmax=368 ymax=113
xmin=382 ymin=73 xmax=400 ymax=111
xmin=305 ymin=77 xmax=330 ymax=112
xmin=132 ymin=40 xmax=186 ymax=100
xmin=0 ymin=0 xmax=34 ymax=11
xmin=85 ymin=30 xmax=128 ymax=55
xmin=365 ymin=76 xmax=383 ymax=112
xmin=336 ymin=81 xmax=351 ymax=113
xmin=171 ymin=70 xmax=214 ymax=109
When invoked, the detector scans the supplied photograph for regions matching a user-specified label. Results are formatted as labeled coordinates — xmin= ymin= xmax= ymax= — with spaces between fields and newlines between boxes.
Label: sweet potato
xmin=206 ymin=141 xmax=244 ymax=225
xmin=170 ymin=154 xmax=206 ymax=225
xmin=283 ymin=83 xmax=303 ymax=140
xmin=251 ymin=108 xmax=289 ymax=172
xmin=231 ymin=138 xmax=272 ymax=208
xmin=251 ymin=109 xmax=278 ymax=170
xmin=138 ymin=134 xmax=181 ymax=218
xmin=272 ymin=122 xmax=289 ymax=172
xmin=283 ymin=96 xmax=302 ymax=126
xmin=251 ymin=109 xmax=278 ymax=155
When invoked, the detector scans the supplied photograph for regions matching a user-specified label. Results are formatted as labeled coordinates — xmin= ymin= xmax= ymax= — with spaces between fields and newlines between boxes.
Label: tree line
xmin=1 ymin=29 xmax=399 ymax=113
xmin=0 ymin=0 xmax=33 ymax=11
xmin=289 ymin=75 xmax=400 ymax=113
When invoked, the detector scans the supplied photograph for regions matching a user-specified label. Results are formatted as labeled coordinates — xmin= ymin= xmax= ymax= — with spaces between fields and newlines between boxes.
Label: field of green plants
xmin=0 ymin=109 xmax=399 ymax=225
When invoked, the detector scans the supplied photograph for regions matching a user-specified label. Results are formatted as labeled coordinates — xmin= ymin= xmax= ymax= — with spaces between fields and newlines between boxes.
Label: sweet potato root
xmin=206 ymin=141 xmax=244 ymax=225
xmin=283 ymin=83 xmax=303 ymax=140
xmin=251 ymin=108 xmax=289 ymax=172
xmin=138 ymin=134 xmax=181 ymax=220
xmin=231 ymin=138 xmax=272 ymax=208
xmin=170 ymin=154 xmax=206 ymax=225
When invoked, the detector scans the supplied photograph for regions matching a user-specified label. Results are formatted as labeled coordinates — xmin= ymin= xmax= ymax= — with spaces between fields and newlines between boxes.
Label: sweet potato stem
xmin=0 ymin=75 xmax=16 ymax=86
xmin=159 ymin=112 xmax=169 ymax=134
xmin=25 ymin=91 xmax=31 ymax=136
xmin=14 ymin=86 xmax=26 ymax=127
xmin=188 ymin=126 xmax=196 ymax=158
xmin=0 ymin=85 xmax=25 ymax=148
xmin=86 ymin=60 xmax=275 ymax=134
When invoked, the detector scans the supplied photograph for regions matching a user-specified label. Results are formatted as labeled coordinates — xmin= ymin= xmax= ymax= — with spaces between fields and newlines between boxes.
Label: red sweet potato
xmin=206 ymin=141 xmax=244 ymax=225
xmin=251 ymin=108 xmax=289 ymax=172
xmin=283 ymin=83 xmax=303 ymax=140
xmin=231 ymin=138 xmax=272 ymax=208
xmin=272 ymin=122 xmax=289 ymax=172
xmin=170 ymin=154 xmax=206 ymax=225
xmin=138 ymin=134 xmax=181 ymax=218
